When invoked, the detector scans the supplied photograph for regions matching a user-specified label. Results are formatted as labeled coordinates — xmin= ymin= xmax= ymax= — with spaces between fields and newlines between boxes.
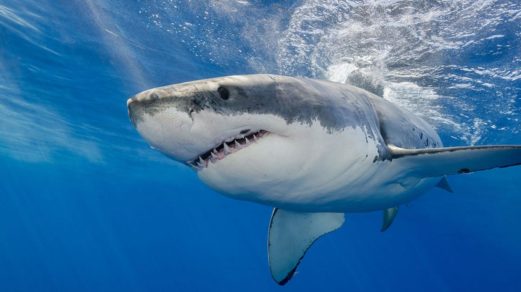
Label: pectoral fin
xmin=381 ymin=207 xmax=399 ymax=232
xmin=388 ymin=144 xmax=521 ymax=177
xmin=268 ymin=208 xmax=345 ymax=285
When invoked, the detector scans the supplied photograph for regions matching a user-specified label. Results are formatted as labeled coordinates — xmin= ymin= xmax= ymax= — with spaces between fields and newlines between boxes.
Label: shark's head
xmin=127 ymin=74 xmax=382 ymax=206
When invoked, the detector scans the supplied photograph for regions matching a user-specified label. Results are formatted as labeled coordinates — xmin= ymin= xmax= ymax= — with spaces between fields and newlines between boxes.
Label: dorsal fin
xmin=268 ymin=209 xmax=344 ymax=285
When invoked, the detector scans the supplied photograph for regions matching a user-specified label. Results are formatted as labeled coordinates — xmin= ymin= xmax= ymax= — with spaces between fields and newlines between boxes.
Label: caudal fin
xmin=389 ymin=144 xmax=521 ymax=177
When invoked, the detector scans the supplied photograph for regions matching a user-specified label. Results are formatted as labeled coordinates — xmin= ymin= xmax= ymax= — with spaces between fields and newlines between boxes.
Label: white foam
xmin=325 ymin=63 xmax=359 ymax=83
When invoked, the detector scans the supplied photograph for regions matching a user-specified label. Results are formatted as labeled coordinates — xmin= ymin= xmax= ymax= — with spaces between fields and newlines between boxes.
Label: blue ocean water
xmin=1 ymin=0 xmax=521 ymax=291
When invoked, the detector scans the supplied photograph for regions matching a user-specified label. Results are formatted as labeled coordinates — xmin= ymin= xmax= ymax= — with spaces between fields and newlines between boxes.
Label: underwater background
xmin=1 ymin=0 xmax=521 ymax=291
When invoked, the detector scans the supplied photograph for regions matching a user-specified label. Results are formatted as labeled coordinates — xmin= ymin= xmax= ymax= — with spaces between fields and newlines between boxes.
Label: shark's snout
xmin=127 ymin=89 xmax=171 ymax=127
xmin=127 ymin=97 xmax=143 ymax=127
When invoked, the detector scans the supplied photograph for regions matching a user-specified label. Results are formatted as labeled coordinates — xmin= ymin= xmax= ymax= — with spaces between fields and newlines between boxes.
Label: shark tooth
xmin=224 ymin=143 xmax=231 ymax=154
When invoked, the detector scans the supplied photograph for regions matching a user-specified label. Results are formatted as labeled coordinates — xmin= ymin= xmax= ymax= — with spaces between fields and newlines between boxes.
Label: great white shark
xmin=127 ymin=74 xmax=521 ymax=285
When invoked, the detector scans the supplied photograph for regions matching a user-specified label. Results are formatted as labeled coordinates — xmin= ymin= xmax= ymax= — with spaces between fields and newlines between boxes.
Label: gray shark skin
xmin=129 ymin=74 xmax=378 ymax=132
xmin=127 ymin=74 xmax=521 ymax=285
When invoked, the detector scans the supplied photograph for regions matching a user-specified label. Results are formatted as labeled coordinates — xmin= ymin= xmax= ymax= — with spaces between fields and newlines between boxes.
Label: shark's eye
xmin=217 ymin=86 xmax=230 ymax=100
xmin=149 ymin=92 xmax=159 ymax=100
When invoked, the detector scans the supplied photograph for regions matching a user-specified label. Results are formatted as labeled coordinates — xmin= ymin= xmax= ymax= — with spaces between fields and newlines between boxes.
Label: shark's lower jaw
xmin=187 ymin=130 xmax=270 ymax=170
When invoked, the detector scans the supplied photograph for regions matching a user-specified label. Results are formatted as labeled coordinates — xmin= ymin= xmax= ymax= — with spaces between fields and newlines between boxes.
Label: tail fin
xmin=388 ymin=145 xmax=521 ymax=177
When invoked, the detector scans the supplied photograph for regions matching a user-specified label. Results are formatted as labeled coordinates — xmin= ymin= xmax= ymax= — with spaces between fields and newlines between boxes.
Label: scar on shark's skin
xmin=128 ymin=74 xmax=521 ymax=285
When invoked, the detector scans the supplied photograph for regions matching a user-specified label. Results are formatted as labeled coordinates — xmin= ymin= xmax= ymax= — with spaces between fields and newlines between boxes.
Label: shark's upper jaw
xmin=187 ymin=129 xmax=270 ymax=170
xmin=127 ymin=92 xmax=283 ymax=168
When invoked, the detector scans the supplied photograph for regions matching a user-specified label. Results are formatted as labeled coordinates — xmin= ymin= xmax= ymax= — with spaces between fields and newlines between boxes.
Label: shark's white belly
xmin=198 ymin=121 xmax=440 ymax=213
xmin=252 ymin=159 xmax=440 ymax=213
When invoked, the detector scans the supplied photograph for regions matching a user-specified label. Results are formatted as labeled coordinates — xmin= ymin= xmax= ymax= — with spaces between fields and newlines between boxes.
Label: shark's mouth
xmin=188 ymin=130 xmax=269 ymax=170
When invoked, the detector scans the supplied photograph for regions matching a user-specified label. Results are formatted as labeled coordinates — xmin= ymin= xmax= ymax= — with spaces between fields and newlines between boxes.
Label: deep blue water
xmin=1 ymin=1 xmax=521 ymax=291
